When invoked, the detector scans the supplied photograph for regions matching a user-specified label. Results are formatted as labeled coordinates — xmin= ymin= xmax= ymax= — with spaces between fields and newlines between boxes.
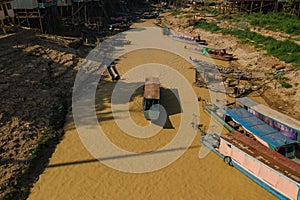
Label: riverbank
xmin=161 ymin=12 xmax=300 ymax=119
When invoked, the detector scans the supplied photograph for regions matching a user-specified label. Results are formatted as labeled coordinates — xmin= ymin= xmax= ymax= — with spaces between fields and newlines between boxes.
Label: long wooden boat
xmin=143 ymin=77 xmax=160 ymax=120
xmin=203 ymin=102 xmax=299 ymax=161
xmin=170 ymin=32 xmax=208 ymax=45
xmin=236 ymin=97 xmax=300 ymax=142
xmin=142 ymin=11 xmax=159 ymax=19
xmin=186 ymin=45 xmax=236 ymax=61
xmin=200 ymin=131 xmax=300 ymax=200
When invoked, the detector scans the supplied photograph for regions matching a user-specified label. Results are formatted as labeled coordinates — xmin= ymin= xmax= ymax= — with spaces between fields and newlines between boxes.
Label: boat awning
xmin=225 ymin=108 xmax=296 ymax=148
xmin=236 ymin=97 xmax=259 ymax=107
xmin=236 ymin=97 xmax=300 ymax=132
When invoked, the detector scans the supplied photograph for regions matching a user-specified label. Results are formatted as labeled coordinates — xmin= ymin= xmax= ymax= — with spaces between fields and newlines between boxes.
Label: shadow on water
xmin=152 ymin=88 xmax=182 ymax=129
xmin=47 ymin=144 xmax=200 ymax=168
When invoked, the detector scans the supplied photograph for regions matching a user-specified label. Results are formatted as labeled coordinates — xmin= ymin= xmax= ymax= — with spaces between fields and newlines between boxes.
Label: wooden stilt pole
xmin=84 ymin=2 xmax=87 ymax=24
xmin=260 ymin=1 xmax=263 ymax=13
xmin=17 ymin=11 xmax=20 ymax=26
xmin=38 ymin=8 xmax=43 ymax=32
xmin=26 ymin=9 xmax=30 ymax=27
xmin=78 ymin=2 xmax=80 ymax=20
xmin=1 ymin=19 xmax=6 ymax=34
xmin=240 ymin=1 xmax=242 ymax=12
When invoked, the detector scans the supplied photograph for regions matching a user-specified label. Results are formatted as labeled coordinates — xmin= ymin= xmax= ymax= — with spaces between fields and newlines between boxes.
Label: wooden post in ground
xmin=38 ymin=8 xmax=43 ymax=32
xmin=17 ymin=12 xmax=20 ymax=26
xmin=84 ymin=1 xmax=87 ymax=24
xmin=1 ymin=19 xmax=6 ymax=34
xmin=274 ymin=1 xmax=278 ymax=12
xmin=26 ymin=9 xmax=30 ymax=27
xmin=260 ymin=1 xmax=263 ymax=12
xmin=240 ymin=1 xmax=243 ymax=12
xmin=78 ymin=2 xmax=80 ymax=20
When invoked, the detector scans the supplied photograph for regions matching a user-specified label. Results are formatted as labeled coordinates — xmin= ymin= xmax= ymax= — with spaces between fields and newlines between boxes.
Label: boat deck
xmin=222 ymin=132 xmax=300 ymax=184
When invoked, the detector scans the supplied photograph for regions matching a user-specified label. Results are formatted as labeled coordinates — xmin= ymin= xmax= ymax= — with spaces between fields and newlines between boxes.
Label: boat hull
xmin=200 ymin=135 xmax=299 ymax=200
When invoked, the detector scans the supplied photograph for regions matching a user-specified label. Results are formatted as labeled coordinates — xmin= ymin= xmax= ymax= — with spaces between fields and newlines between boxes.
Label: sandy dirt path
xmin=28 ymin=22 xmax=276 ymax=200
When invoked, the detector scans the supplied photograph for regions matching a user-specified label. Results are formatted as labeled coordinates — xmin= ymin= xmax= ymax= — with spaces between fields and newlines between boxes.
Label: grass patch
xmin=229 ymin=13 xmax=300 ymax=35
xmin=220 ymin=28 xmax=300 ymax=67
xmin=191 ymin=20 xmax=300 ymax=67
xmin=281 ymin=81 xmax=293 ymax=88
xmin=202 ymin=7 xmax=218 ymax=14
xmin=194 ymin=20 xmax=220 ymax=32
xmin=171 ymin=10 xmax=182 ymax=16
xmin=274 ymin=75 xmax=293 ymax=88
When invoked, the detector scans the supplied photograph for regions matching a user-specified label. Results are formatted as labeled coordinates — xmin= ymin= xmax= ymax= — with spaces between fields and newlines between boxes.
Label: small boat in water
xmin=187 ymin=45 xmax=236 ymax=61
xmin=163 ymin=28 xmax=207 ymax=45
xmin=170 ymin=32 xmax=208 ymax=45
xmin=200 ymin=131 xmax=300 ymax=200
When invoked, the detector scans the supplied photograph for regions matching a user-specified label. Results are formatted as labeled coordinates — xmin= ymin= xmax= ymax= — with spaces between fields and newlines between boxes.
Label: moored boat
xmin=203 ymin=101 xmax=300 ymax=161
xmin=186 ymin=45 xmax=236 ymax=61
xmin=236 ymin=97 xmax=300 ymax=142
xmin=170 ymin=32 xmax=208 ymax=45
xmin=163 ymin=28 xmax=208 ymax=45
xmin=200 ymin=131 xmax=300 ymax=200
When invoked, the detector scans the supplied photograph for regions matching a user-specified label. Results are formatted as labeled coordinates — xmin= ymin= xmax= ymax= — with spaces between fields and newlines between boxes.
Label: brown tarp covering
xmin=222 ymin=131 xmax=300 ymax=183
xmin=144 ymin=77 xmax=160 ymax=99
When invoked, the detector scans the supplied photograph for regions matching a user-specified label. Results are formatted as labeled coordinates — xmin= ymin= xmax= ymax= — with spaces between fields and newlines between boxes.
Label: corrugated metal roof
xmin=12 ymin=0 xmax=38 ymax=9
xmin=237 ymin=97 xmax=300 ymax=132
xmin=236 ymin=97 xmax=259 ymax=107
xmin=225 ymin=108 xmax=296 ymax=148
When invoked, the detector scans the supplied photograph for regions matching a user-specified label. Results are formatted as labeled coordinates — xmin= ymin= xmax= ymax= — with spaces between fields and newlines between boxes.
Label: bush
xmin=281 ymin=81 xmax=293 ymax=88
xmin=195 ymin=21 xmax=220 ymax=32
xmin=171 ymin=10 xmax=182 ymax=16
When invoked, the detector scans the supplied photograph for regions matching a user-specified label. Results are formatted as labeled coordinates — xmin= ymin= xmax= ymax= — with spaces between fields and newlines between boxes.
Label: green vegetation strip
xmin=2 ymin=99 xmax=69 ymax=200
xmin=194 ymin=21 xmax=300 ymax=67
xmin=228 ymin=13 xmax=300 ymax=35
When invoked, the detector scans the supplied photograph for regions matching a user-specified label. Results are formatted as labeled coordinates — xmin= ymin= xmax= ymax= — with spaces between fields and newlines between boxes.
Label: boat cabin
xmin=143 ymin=77 xmax=160 ymax=120
xmin=236 ymin=97 xmax=300 ymax=142
xmin=220 ymin=132 xmax=300 ymax=200
xmin=224 ymin=107 xmax=299 ymax=160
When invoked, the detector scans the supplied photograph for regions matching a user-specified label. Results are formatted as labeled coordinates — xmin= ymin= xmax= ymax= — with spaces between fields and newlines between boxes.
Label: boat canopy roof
xmin=144 ymin=77 xmax=160 ymax=99
xmin=236 ymin=97 xmax=300 ymax=132
xmin=225 ymin=108 xmax=296 ymax=148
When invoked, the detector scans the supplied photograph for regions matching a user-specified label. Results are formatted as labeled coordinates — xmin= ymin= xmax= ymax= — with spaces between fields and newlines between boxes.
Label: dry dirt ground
xmin=0 ymin=30 xmax=92 ymax=197
xmin=162 ymin=14 xmax=300 ymax=119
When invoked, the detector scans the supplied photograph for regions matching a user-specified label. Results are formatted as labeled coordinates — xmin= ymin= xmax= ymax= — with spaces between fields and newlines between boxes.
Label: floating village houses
xmin=0 ymin=0 xmax=14 ymax=33
xmin=1 ymin=0 xmax=129 ymax=34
